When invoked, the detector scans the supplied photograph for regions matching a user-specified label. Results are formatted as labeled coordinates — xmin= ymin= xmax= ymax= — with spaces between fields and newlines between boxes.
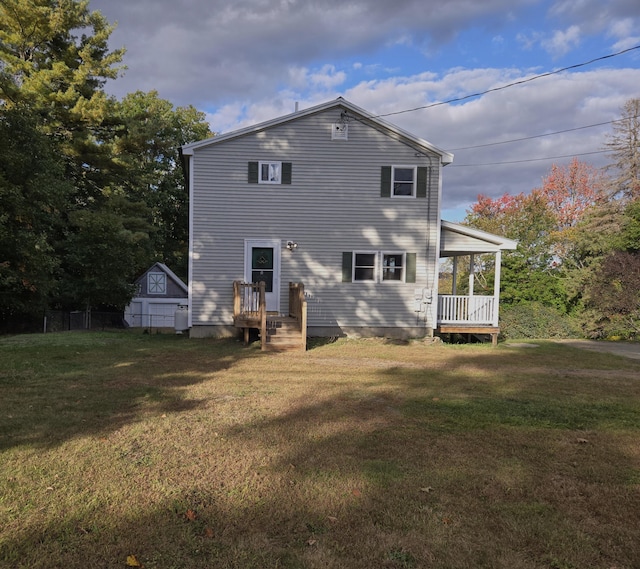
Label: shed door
xmin=244 ymin=239 xmax=281 ymax=313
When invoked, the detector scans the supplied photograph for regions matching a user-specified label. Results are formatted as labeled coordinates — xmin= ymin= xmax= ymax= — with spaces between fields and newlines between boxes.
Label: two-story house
xmin=181 ymin=98 xmax=516 ymax=349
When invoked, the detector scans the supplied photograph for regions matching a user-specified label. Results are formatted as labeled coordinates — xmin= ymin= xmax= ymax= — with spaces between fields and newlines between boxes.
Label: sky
xmin=90 ymin=0 xmax=640 ymax=221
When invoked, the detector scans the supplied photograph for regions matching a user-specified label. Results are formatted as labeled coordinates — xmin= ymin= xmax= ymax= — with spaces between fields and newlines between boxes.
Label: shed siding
xmin=190 ymin=107 xmax=442 ymax=331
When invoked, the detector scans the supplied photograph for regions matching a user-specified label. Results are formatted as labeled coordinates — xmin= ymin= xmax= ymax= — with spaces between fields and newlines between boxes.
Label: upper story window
xmin=147 ymin=272 xmax=166 ymax=294
xmin=259 ymin=161 xmax=281 ymax=184
xmin=392 ymin=166 xmax=416 ymax=197
xmin=248 ymin=161 xmax=292 ymax=184
xmin=381 ymin=166 xmax=429 ymax=198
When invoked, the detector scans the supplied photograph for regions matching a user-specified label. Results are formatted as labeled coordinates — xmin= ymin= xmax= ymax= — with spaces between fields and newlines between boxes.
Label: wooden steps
xmin=263 ymin=316 xmax=305 ymax=352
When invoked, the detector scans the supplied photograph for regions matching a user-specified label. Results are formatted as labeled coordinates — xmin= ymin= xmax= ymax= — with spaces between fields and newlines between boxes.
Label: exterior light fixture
xmin=286 ymin=241 xmax=298 ymax=251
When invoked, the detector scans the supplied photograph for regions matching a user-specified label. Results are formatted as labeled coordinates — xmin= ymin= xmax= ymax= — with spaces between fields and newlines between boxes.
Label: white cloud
xmin=542 ymin=25 xmax=582 ymax=57
xmin=86 ymin=0 xmax=640 ymax=215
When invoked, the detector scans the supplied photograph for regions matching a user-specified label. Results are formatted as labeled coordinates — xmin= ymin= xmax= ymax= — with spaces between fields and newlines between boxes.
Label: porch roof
xmin=440 ymin=220 xmax=518 ymax=256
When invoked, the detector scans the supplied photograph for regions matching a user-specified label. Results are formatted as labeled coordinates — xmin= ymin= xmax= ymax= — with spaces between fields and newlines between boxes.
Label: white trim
xmin=440 ymin=220 xmax=518 ymax=251
xmin=352 ymin=251 xmax=378 ymax=282
xmin=147 ymin=271 xmax=167 ymax=295
xmin=182 ymin=97 xmax=454 ymax=165
xmin=350 ymin=251 xmax=409 ymax=283
xmin=390 ymin=165 xmax=417 ymax=198
xmin=187 ymin=154 xmax=194 ymax=328
xmin=155 ymin=262 xmax=188 ymax=294
xmin=258 ymin=161 xmax=282 ymax=184
xmin=244 ymin=239 xmax=282 ymax=313
xmin=381 ymin=251 xmax=406 ymax=282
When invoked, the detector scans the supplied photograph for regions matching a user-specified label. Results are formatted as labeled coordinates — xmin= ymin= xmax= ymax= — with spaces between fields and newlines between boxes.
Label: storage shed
xmin=124 ymin=263 xmax=188 ymax=328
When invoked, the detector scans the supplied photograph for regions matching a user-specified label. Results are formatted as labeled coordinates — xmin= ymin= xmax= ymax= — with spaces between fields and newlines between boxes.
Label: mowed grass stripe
xmin=1 ymin=332 xmax=639 ymax=569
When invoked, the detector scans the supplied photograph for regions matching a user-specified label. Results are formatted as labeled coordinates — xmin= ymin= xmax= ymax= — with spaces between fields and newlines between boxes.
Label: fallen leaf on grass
xmin=327 ymin=516 xmax=338 ymax=523
xmin=307 ymin=538 xmax=317 ymax=546
xmin=203 ymin=527 xmax=214 ymax=538
xmin=420 ymin=487 xmax=434 ymax=493
xmin=442 ymin=517 xmax=452 ymax=525
xmin=185 ymin=509 xmax=197 ymax=521
xmin=352 ymin=489 xmax=362 ymax=497
xmin=577 ymin=438 xmax=589 ymax=444
xmin=126 ymin=554 xmax=142 ymax=567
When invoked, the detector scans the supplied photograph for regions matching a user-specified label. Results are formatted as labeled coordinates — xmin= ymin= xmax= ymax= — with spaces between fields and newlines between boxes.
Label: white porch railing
xmin=437 ymin=295 xmax=496 ymax=325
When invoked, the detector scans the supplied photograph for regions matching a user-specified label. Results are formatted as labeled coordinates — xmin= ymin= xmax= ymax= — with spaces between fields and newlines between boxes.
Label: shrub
xmin=500 ymin=302 xmax=581 ymax=339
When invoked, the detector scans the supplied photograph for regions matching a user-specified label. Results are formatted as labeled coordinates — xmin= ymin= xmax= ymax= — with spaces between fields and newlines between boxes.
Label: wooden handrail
xmin=289 ymin=282 xmax=307 ymax=350
xmin=233 ymin=280 xmax=264 ymax=317
xmin=233 ymin=280 xmax=267 ymax=349
xmin=259 ymin=281 xmax=266 ymax=351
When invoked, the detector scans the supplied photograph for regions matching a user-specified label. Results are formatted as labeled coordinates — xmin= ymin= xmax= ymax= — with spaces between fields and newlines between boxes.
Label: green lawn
xmin=1 ymin=332 xmax=639 ymax=568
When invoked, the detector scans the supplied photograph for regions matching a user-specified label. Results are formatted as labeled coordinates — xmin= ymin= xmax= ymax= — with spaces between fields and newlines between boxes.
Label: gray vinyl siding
xmin=190 ymin=107 xmax=442 ymax=330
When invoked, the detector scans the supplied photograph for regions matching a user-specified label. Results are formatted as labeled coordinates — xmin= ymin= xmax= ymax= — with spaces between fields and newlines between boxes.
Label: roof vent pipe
xmin=295 ymin=101 xmax=299 ymax=113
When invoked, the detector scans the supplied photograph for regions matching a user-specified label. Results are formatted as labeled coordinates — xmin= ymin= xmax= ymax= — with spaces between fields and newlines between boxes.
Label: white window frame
xmin=258 ymin=161 xmax=282 ymax=184
xmin=381 ymin=252 xmax=406 ymax=282
xmin=391 ymin=166 xmax=417 ymax=198
xmin=147 ymin=272 xmax=166 ymax=295
xmin=350 ymin=251 xmax=408 ymax=283
xmin=352 ymin=251 xmax=378 ymax=282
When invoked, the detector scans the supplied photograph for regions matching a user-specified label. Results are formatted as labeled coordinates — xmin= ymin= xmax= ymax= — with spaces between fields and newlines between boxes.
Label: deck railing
xmin=288 ymin=282 xmax=307 ymax=350
xmin=437 ymin=295 xmax=496 ymax=325
xmin=233 ymin=280 xmax=267 ymax=347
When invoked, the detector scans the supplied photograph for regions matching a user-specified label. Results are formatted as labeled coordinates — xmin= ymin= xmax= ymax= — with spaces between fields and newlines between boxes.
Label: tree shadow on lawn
xmin=0 ymin=332 xmax=263 ymax=451
xmin=3 ymin=342 xmax=640 ymax=568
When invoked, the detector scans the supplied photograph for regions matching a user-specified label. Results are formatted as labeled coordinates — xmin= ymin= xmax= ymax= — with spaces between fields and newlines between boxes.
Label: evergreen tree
xmin=0 ymin=108 xmax=73 ymax=317
xmin=111 ymin=91 xmax=212 ymax=278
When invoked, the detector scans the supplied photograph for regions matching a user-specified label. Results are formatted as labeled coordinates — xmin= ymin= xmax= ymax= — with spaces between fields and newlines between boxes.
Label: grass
xmin=1 ymin=332 xmax=639 ymax=568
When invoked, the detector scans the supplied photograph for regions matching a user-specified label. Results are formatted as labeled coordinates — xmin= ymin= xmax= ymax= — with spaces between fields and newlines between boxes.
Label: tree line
xmin=2 ymin=1 xmax=638 ymax=339
xmin=463 ymin=98 xmax=640 ymax=339
xmin=0 ymin=0 xmax=211 ymax=325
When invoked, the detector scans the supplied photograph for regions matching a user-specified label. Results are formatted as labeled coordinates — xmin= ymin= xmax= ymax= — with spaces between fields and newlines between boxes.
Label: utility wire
xmin=374 ymin=45 xmax=640 ymax=119
xmin=449 ymin=118 xmax=623 ymax=151
xmin=449 ymin=149 xmax=609 ymax=167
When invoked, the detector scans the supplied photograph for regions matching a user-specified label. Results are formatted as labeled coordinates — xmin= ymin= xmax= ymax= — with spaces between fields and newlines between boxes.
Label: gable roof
xmin=440 ymin=221 xmax=518 ymax=256
xmin=137 ymin=262 xmax=188 ymax=294
xmin=181 ymin=97 xmax=454 ymax=165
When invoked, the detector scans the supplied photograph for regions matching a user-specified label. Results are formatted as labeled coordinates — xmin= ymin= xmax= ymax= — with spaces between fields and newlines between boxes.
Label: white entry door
xmin=244 ymin=239 xmax=281 ymax=313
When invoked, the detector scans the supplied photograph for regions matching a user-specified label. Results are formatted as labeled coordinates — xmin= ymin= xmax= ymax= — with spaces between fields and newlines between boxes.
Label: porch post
xmin=452 ymin=256 xmax=458 ymax=295
xmin=493 ymin=250 xmax=502 ymax=327
xmin=468 ymin=254 xmax=475 ymax=296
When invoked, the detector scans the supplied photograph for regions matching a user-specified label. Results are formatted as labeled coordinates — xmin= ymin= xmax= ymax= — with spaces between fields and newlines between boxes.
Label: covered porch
xmin=437 ymin=221 xmax=517 ymax=345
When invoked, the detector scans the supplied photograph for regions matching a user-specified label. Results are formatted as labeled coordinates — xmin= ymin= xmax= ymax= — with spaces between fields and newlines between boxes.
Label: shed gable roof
xmin=181 ymin=97 xmax=454 ymax=165
xmin=136 ymin=262 xmax=188 ymax=294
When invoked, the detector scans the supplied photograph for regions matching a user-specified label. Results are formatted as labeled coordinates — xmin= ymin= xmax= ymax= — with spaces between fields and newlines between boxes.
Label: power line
xmin=449 ymin=119 xmax=623 ymax=151
xmin=374 ymin=45 xmax=640 ymax=119
xmin=449 ymin=149 xmax=609 ymax=167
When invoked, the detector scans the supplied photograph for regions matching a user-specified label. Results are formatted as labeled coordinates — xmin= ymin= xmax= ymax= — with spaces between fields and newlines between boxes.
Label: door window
xmin=251 ymin=247 xmax=274 ymax=292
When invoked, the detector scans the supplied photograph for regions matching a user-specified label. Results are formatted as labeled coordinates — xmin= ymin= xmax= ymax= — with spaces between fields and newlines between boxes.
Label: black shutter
xmin=406 ymin=253 xmax=417 ymax=283
xmin=282 ymin=162 xmax=292 ymax=184
xmin=381 ymin=166 xmax=391 ymax=198
xmin=416 ymin=167 xmax=428 ymax=198
xmin=342 ymin=252 xmax=353 ymax=282
xmin=248 ymin=161 xmax=258 ymax=183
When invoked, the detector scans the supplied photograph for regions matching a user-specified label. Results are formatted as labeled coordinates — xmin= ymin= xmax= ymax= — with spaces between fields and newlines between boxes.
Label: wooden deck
xmin=436 ymin=324 xmax=500 ymax=346
xmin=233 ymin=281 xmax=307 ymax=351
xmin=437 ymin=294 xmax=500 ymax=345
